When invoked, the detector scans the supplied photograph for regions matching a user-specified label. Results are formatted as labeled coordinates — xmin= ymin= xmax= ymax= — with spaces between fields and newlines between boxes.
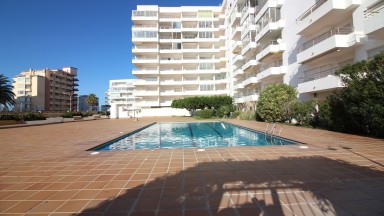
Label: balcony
xmin=298 ymin=71 xmax=344 ymax=94
xmin=233 ymin=54 xmax=244 ymax=65
xmin=132 ymin=57 xmax=159 ymax=64
xmin=233 ymin=68 xmax=244 ymax=77
xmin=232 ymin=41 xmax=243 ymax=54
xmin=297 ymin=27 xmax=360 ymax=63
xmin=132 ymin=45 xmax=158 ymax=53
xmin=242 ymin=76 xmax=258 ymax=87
xmin=364 ymin=0 xmax=384 ymax=38
xmin=133 ymin=91 xmax=159 ymax=97
xmin=132 ymin=68 xmax=158 ymax=75
xmin=231 ymin=26 xmax=242 ymax=39
xmin=242 ymin=58 xmax=258 ymax=71
xmin=257 ymin=62 xmax=286 ymax=81
xmin=296 ymin=0 xmax=361 ymax=35
xmin=255 ymin=20 xmax=285 ymax=43
xmin=234 ymin=82 xmax=244 ymax=90
xmin=243 ymin=94 xmax=259 ymax=102
xmin=134 ymin=79 xmax=158 ymax=86
xmin=241 ymin=41 xmax=257 ymax=55
xmin=132 ymin=10 xmax=158 ymax=20
xmin=132 ymin=25 xmax=157 ymax=30
xmin=256 ymin=41 xmax=286 ymax=61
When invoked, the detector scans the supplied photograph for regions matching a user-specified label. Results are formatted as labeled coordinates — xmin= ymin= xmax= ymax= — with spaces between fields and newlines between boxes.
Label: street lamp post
xmin=62 ymin=91 xmax=74 ymax=112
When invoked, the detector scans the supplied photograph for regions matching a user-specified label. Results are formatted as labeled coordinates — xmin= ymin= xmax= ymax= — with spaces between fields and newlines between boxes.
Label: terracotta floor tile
xmin=55 ymin=200 xmax=89 ymax=213
xmin=3 ymin=200 xmax=41 ymax=213
xmin=130 ymin=210 xmax=157 ymax=216
xmin=185 ymin=196 xmax=208 ymax=209
xmin=3 ymin=190 xmax=38 ymax=200
xmin=184 ymin=209 xmax=211 ymax=216
xmin=93 ymin=189 xmax=121 ymax=199
xmin=104 ymin=198 xmax=135 ymax=212
xmin=0 ymin=200 xmax=19 ymax=212
xmin=29 ymin=200 xmax=64 ymax=213
xmin=48 ymin=190 xmax=78 ymax=200
xmin=27 ymin=190 xmax=57 ymax=200
xmin=134 ymin=198 xmax=159 ymax=211
xmin=0 ymin=117 xmax=383 ymax=215
xmin=158 ymin=197 xmax=183 ymax=210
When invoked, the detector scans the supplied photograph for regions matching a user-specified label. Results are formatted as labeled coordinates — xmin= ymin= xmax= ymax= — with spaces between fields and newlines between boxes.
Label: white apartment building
xmin=107 ymin=79 xmax=137 ymax=118
xmin=132 ymin=0 xmax=384 ymax=116
xmin=131 ymin=5 xmax=228 ymax=116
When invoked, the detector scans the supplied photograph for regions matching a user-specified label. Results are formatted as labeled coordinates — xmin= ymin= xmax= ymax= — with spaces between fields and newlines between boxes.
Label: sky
xmin=0 ymin=0 xmax=223 ymax=105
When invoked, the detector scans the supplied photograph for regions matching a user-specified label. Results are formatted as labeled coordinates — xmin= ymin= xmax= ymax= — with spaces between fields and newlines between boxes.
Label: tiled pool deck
xmin=0 ymin=117 xmax=383 ymax=216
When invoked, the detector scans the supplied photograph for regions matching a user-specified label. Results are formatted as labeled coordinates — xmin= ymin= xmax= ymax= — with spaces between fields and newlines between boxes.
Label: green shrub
xmin=198 ymin=109 xmax=215 ymax=118
xmin=232 ymin=111 xmax=241 ymax=118
xmin=290 ymin=100 xmax=317 ymax=126
xmin=256 ymin=83 xmax=297 ymax=122
xmin=22 ymin=112 xmax=46 ymax=121
xmin=216 ymin=105 xmax=236 ymax=118
xmin=0 ymin=113 xmax=22 ymax=121
xmin=61 ymin=111 xmax=84 ymax=118
xmin=239 ymin=110 xmax=256 ymax=120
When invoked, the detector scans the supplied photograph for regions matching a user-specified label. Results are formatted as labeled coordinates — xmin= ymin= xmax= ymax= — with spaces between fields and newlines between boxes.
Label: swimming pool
xmin=90 ymin=122 xmax=297 ymax=151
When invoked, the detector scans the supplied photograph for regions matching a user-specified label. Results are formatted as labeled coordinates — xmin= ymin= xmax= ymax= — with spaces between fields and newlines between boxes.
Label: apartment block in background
xmin=13 ymin=67 xmax=79 ymax=112
xmin=131 ymin=5 xmax=228 ymax=116
xmin=78 ymin=95 xmax=99 ymax=112
xmin=106 ymin=79 xmax=136 ymax=118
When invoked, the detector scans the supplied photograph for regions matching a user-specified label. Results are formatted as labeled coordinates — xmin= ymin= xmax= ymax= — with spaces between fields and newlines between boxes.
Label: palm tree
xmin=0 ymin=74 xmax=15 ymax=110
xmin=86 ymin=93 xmax=98 ymax=112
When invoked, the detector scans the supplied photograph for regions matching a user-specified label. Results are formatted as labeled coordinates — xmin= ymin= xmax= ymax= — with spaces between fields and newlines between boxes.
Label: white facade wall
xmin=132 ymin=0 xmax=384 ymax=115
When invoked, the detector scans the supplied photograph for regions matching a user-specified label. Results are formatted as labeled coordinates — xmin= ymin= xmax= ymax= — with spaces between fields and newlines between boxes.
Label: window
xmin=200 ymin=84 xmax=214 ymax=91
xmin=199 ymin=31 xmax=213 ymax=38
xmin=199 ymin=63 xmax=214 ymax=70
xmin=198 ymin=10 xmax=212 ymax=18
xmin=172 ymin=22 xmax=181 ymax=29
xmin=132 ymin=31 xmax=157 ymax=38
xmin=17 ymin=91 xmax=25 ymax=95
xmin=198 ymin=21 xmax=213 ymax=28
xmin=17 ymin=84 xmax=24 ymax=88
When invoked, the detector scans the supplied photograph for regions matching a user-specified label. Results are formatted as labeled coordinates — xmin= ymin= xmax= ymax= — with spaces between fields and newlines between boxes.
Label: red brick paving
xmin=0 ymin=117 xmax=383 ymax=215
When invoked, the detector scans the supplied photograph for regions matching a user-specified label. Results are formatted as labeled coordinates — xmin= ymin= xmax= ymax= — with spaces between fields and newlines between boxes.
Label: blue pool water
xmin=91 ymin=122 xmax=297 ymax=151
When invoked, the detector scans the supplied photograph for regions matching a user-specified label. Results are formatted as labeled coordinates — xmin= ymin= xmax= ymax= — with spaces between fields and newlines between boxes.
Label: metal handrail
xmin=364 ymin=0 xmax=384 ymax=17
xmin=296 ymin=0 xmax=327 ymax=22
xmin=298 ymin=27 xmax=353 ymax=53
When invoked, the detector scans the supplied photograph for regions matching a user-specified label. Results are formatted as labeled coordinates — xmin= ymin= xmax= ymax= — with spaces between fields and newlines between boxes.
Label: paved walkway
xmin=0 ymin=117 xmax=383 ymax=216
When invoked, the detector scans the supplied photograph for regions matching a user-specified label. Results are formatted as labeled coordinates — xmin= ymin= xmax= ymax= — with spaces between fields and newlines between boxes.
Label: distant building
xmin=106 ymin=79 xmax=136 ymax=118
xmin=13 ymin=67 xmax=79 ymax=112
xmin=78 ymin=95 xmax=99 ymax=112
xmin=101 ymin=105 xmax=110 ymax=112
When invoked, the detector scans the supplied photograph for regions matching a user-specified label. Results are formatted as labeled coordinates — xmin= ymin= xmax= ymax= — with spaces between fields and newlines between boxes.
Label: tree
xmin=319 ymin=52 xmax=384 ymax=136
xmin=86 ymin=94 xmax=98 ymax=112
xmin=256 ymin=83 xmax=297 ymax=122
xmin=0 ymin=74 xmax=15 ymax=109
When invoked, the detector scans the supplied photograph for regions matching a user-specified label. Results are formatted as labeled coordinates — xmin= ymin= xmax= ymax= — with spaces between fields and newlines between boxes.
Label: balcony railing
xmin=295 ymin=0 xmax=327 ymax=22
xmin=132 ymin=25 xmax=157 ymax=28
xmin=364 ymin=0 xmax=384 ymax=18
xmin=298 ymin=67 xmax=339 ymax=83
xmin=298 ymin=27 xmax=353 ymax=53
xmin=132 ymin=11 xmax=158 ymax=17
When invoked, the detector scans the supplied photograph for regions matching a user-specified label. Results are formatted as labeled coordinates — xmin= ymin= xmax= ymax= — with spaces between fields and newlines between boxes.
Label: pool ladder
xmin=265 ymin=123 xmax=283 ymax=145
